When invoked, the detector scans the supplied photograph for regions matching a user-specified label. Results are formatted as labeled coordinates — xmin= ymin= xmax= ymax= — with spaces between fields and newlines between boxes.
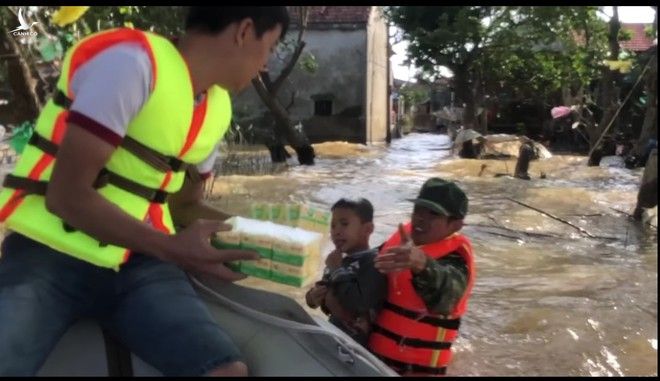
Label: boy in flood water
xmin=305 ymin=198 xmax=387 ymax=346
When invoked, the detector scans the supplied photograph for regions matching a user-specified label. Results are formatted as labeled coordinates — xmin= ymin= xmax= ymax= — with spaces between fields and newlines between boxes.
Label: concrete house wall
xmin=365 ymin=7 xmax=389 ymax=144
xmin=231 ymin=6 xmax=389 ymax=145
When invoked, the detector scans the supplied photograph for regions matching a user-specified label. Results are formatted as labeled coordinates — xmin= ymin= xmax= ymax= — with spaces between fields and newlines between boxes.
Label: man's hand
xmin=305 ymin=283 xmax=328 ymax=309
xmin=169 ymin=172 xmax=231 ymax=228
xmin=374 ymin=223 xmax=428 ymax=274
xmin=162 ymin=219 xmax=259 ymax=281
xmin=325 ymin=248 xmax=343 ymax=270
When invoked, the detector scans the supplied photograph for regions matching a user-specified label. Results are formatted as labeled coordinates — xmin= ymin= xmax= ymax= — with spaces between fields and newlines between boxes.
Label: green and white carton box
xmin=220 ymin=216 xmax=324 ymax=287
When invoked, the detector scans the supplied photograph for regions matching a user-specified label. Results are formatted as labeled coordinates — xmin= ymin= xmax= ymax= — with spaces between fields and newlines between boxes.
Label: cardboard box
xmin=213 ymin=231 xmax=241 ymax=250
xmin=240 ymin=232 xmax=273 ymax=259
xmin=250 ymin=203 xmax=272 ymax=221
xmin=270 ymin=203 xmax=287 ymax=225
xmin=240 ymin=257 xmax=272 ymax=279
xmin=297 ymin=204 xmax=330 ymax=235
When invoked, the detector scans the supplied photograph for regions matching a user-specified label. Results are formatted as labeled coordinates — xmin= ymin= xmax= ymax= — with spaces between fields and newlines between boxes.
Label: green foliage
xmin=298 ymin=52 xmax=318 ymax=74
xmin=36 ymin=36 xmax=63 ymax=62
xmin=77 ymin=6 xmax=186 ymax=37
xmin=9 ymin=121 xmax=35 ymax=154
xmin=385 ymin=6 xmax=490 ymax=76
xmin=385 ymin=6 xmax=611 ymax=108
xmin=2 ymin=6 xmax=186 ymax=54
xmin=399 ymin=85 xmax=428 ymax=106
xmin=618 ymin=28 xmax=632 ymax=42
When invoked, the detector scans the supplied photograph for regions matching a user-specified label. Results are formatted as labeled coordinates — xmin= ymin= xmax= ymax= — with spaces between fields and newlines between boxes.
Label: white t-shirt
xmin=67 ymin=43 xmax=220 ymax=177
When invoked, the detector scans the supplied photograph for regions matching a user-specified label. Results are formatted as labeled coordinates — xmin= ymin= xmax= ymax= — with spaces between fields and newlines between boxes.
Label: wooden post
xmin=514 ymin=141 xmax=534 ymax=180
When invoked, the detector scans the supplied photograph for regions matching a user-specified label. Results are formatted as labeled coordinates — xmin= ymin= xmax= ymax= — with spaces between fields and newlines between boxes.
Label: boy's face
xmin=410 ymin=205 xmax=463 ymax=245
xmin=330 ymin=208 xmax=373 ymax=254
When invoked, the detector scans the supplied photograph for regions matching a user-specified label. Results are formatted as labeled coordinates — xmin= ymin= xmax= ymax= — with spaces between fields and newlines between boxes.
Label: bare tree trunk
xmin=252 ymin=76 xmax=314 ymax=164
xmin=633 ymin=10 xmax=657 ymax=156
xmin=0 ymin=28 xmax=42 ymax=124
xmin=454 ymin=65 xmax=479 ymax=132
xmin=635 ymin=55 xmax=657 ymax=154
xmin=589 ymin=7 xmax=621 ymax=163
xmin=250 ymin=6 xmax=315 ymax=165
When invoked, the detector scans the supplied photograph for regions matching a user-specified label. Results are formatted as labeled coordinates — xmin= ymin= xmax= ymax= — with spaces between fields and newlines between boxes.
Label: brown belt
xmin=2 ymin=170 xmax=169 ymax=204
xmin=51 ymin=89 xmax=190 ymax=174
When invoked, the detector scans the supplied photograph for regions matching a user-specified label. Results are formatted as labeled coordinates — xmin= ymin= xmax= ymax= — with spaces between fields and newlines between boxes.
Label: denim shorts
xmin=0 ymin=232 xmax=243 ymax=376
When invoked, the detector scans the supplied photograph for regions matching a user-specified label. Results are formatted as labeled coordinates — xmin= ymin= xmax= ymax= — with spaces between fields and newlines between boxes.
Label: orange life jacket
xmin=368 ymin=223 xmax=475 ymax=376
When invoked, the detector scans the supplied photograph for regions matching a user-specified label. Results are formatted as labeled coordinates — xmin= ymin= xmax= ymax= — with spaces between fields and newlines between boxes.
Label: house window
xmin=314 ymin=99 xmax=333 ymax=116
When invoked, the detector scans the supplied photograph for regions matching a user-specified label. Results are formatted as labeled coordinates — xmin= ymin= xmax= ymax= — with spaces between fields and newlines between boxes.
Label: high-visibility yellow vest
xmin=0 ymin=28 xmax=231 ymax=270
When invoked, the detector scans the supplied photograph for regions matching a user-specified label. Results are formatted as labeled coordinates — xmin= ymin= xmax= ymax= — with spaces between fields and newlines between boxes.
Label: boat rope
xmin=189 ymin=276 xmax=397 ymax=376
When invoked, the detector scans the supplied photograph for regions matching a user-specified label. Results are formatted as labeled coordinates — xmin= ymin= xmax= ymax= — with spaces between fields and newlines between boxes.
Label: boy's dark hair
xmin=331 ymin=198 xmax=374 ymax=223
xmin=185 ymin=7 xmax=289 ymax=40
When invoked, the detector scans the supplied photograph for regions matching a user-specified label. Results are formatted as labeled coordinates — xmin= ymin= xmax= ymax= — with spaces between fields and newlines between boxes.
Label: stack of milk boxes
xmin=214 ymin=203 xmax=330 ymax=287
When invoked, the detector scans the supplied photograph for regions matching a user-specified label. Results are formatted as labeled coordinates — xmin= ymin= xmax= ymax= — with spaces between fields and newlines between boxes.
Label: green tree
xmin=385 ymin=6 xmax=505 ymax=133
xmin=385 ymin=6 xmax=632 ymax=150
xmin=399 ymin=84 xmax=428 ymax=107
xmin=1 ymin=6 xmax=186 ymax=125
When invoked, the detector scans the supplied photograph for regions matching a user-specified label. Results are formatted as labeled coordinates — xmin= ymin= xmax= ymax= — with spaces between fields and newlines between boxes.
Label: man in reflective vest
xmin=0 ymin=7 xmax=288 ymax=376
xmin=369 ymin=178 xmax=475 ymax=376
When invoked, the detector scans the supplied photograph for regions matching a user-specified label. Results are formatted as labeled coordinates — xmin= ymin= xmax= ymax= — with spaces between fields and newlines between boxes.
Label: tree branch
xmin=259 ymin=71 xmax=275 ymax=94
xmin=284 ymin=89 xmax=296 ymax=112
xmin=271 ymin=6 xmax=308 ymax=95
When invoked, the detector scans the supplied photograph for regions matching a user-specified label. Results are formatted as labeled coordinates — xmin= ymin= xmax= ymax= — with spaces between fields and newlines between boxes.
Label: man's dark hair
xmin=185 ymin=7 xmax=289 ymax=39
xmin=331 ymin=198 xmax=374 ymax=223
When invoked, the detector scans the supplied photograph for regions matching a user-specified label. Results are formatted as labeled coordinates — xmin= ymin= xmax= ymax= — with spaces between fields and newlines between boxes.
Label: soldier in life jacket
xmin=0 ymin=7 xmax=289 ymax=377
xmin=369 ymin=178 xmax=475 ymax=376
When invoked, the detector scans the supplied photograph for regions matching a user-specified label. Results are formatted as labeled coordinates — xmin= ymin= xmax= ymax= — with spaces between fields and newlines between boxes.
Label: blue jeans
xmin=0 ymin=233 xmax=242 ymax=376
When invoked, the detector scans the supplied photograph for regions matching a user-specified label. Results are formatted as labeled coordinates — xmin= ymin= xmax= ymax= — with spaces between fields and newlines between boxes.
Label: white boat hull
xmin=37 ymin=276 xmax=397 ymax=377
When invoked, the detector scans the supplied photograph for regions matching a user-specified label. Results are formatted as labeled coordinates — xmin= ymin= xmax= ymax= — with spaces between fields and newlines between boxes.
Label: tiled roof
xmin=620 ymin=23 xmax=655 ymax=52
xmin=288 ymin=6 xmax=371 ymax=25
xmin=573 ymin=23 xmax=655 ymax=52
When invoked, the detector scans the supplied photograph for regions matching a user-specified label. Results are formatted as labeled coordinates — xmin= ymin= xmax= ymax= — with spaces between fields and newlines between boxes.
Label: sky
xmin=390 ymin=6 xmax=657 ymax=82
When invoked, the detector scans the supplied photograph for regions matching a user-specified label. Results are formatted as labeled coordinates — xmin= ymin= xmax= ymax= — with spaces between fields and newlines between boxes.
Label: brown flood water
xmin=209 ymin=132 xmax=657 ymax=376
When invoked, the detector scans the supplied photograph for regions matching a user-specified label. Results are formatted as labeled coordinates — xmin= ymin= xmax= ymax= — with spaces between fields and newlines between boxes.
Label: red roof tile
xmin=288 ymin=6 xmax=371 ymax=25
xmin=620 ymin=23 xmax=655 ymax=52
xmin=572 ymin=23 xmax=655 ymax=52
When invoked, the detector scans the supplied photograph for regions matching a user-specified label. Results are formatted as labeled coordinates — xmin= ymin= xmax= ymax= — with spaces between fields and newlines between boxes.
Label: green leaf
xmin=37 ymin=37 xmax=63 ymax=62
xmin=9 ymin=121 xmax=35 ymax=154
xmin=298 ymin=52 xmax=318 ymax=74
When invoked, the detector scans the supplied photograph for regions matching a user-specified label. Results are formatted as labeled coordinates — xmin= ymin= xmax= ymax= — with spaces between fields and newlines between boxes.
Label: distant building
xmin=232 ymin=6 xmax=391 ymax=145
xmin=619 ymin=23 xmax=655 ymax=53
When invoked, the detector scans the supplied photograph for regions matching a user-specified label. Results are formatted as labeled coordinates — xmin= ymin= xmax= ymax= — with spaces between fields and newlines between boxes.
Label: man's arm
xmin=373 ymin=224 xmax=468 ymax=315
xmin=46 ymin=124 xmax=256 ymax=280
xmin=168 ymin=168 xmax=230 ymax=228
xmin=411 ymin=253 xmax=468 ymax=315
